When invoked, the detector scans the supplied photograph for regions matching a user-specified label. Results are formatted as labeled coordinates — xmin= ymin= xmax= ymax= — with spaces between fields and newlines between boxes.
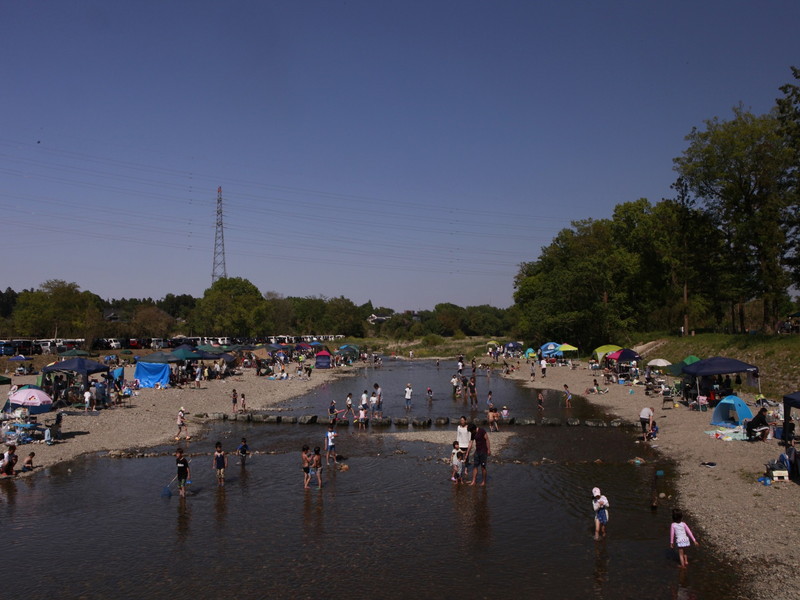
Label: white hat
xmin=592 ymin=487 xmax=601 ymax=497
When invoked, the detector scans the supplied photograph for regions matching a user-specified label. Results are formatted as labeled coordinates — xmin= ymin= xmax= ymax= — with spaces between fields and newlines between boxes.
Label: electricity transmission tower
xmin=211 ymin=186 xmax=227 ymax=284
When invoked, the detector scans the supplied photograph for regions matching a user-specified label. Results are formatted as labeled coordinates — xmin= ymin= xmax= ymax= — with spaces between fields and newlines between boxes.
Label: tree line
xmin=0 ymin=278 xmax=516 ymax=343
xmin=513 ymin=67 xmax=800 ymax=350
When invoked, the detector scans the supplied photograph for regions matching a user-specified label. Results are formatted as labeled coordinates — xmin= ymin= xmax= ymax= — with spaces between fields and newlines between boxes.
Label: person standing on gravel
xmin=176 ymin=407 xmax=190 ymax=440
xmin=639 ymin=406 xmax=654 ymax=441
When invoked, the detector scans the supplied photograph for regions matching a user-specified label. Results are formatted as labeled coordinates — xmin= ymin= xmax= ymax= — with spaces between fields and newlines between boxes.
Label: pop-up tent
xmin=667 ymin=355 xmax=701 ymax=376
xmin=540 ymin=342 xmax=562 ymax=358
xmin=593 ymin=345 xmax=622 ymax=362
xmin=170 ymin=345 xmax=203 ymax=362
xmin=42 ymin=357 xmax=109 ymax=378
xmin=710 ymin=395 xmax=753 ymax=428
xmin=133 ymin=361 xmax=170 ymax=388
xmin=682 ymin=356 xmax=758 ymax=377
xmin=315 ymin=350 xmax=332 ymax=369
xmin=524 ymin=347 xmax=536 ymax=358
xmin=682 ymin=356 xmax=760 ymax=391
xmin=606 ymin=348 xmax=641 ymax=362
xmin=138 ymin=351 xmax=180 ymax=363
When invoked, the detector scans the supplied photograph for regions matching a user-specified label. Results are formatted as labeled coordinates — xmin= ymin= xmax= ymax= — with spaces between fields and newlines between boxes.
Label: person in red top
xmin=466 ymin=423 xmax=491 ymax=486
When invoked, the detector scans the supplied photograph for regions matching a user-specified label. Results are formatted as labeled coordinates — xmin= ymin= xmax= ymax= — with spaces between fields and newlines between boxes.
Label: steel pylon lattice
xmin=211 ymin=186 xmax=227 ymax=284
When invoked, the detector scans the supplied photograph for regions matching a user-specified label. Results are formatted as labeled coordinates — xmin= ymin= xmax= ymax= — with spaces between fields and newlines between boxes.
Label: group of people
xmin=591 ymin=487 xmax=698 ymax=566
xmin=449 ymin=416 xmax=491 ymax=486
xmin=0 ymin=445 xmax=35 ymax=477
xmin=328 ymin=383 xmax=385 ymax=424
xmin=173 ymin=437 xmax=250 ymax=497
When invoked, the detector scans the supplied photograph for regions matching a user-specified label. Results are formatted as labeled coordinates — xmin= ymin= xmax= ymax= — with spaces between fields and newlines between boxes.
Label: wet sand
xmin=501 ymin=357 xmax=797 ymax=600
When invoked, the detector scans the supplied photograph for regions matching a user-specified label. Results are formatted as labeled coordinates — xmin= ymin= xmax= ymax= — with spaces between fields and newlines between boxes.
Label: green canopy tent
xmin=666 ymin=355 xmax=701 ymax=377
xmin=138 ymin=351 xmax=181 ymax=363
xmin=59 ymin=348 xmax=90 ymax=357
xmin=171 ymin=347 xmax=203 ymax=361
xmin=593 ymin=345 xmax=622 ymax=363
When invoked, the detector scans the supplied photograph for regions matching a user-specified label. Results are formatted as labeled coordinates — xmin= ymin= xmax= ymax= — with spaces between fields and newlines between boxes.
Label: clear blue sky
xmin=2 ymin=1 xmax=797 ymax=310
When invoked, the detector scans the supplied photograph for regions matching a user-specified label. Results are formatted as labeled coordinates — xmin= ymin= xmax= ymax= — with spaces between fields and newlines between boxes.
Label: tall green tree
xmin=13 ymin=280 xmax=103 ymax=339
xmin=157 ymin=294 xmax=197 ymax=320
xmin=514 ymin=218 xmax=640 ymax=348
xmin=674 ymin=106 xmax=795 ymax=331
xmin=325 ymin=296 xmax=364 ymax=337
xmin=190 ymin=277 xmax=269 ymax=337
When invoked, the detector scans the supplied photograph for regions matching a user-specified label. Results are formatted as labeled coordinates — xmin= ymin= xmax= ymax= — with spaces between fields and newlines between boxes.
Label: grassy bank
xmin=340 ymin=335 xmax=493 ymax=360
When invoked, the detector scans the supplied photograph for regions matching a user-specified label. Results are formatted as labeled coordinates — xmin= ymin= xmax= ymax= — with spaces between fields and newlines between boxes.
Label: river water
xmin=1 ymin=360 xmax=737 ymax=599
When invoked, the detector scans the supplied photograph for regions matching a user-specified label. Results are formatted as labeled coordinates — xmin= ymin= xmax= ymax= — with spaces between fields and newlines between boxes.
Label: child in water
xmin=236 ymin=437 xmax=250 ymax=466
xmin=312 ymin=447 xmax=323 ymax=489
xmin=670 ymin=509 xmax=699 ymax=568
xmin=451 ymin=444 xmax=464 ymax=483
xmin=213 ymin=441 xmax=227 ymax=486
xmin=301 ymin=445 xmax=311 ymax=489
xmin=592 ymin=487 xmax=609 ymax=540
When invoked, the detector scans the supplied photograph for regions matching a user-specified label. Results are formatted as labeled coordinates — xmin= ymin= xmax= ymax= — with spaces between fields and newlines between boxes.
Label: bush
xmin=422 ymin=334 xmax=444 ymax=347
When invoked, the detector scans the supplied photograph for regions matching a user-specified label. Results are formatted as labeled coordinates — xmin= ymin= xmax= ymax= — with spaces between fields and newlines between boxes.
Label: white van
xmin=36 ymin=340 xmax=56 ymax=354
xmin=107 ymin=338 xmax=122 ymax=349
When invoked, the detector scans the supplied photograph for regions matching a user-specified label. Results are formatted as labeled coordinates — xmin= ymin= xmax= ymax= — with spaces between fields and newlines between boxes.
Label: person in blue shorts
xmin=236 ymin=437 xmax=250 ymax=466
xmin=325 ymin=424 xmax=338 ymax=466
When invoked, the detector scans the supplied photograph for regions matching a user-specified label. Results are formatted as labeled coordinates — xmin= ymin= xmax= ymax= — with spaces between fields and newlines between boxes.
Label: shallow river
xmin=1 ymin=360 xmax=737 ymax=599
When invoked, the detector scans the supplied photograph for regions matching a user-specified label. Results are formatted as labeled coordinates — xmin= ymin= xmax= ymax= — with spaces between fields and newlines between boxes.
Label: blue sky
xmin=2 ymin=1 xmax=798 ymax=310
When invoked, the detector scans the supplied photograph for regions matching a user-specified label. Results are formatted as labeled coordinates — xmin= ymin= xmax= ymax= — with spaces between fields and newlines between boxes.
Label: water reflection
xmin=303 ymin=487 xmax=324 ymax=539
xmin=451 ymin=485 xmax=491 ymax=550
xmin=214 ymin=486 xmax=227 ymax=526
xmin=0 ymin=480 xmax=17 ymax=506
xmin=593 ymin=541 xmax=609 ymax=595
xmin=176 ymin=497 xmax=190 ymax=542
xmin=237 ymin=462 xmax=250 ymax=496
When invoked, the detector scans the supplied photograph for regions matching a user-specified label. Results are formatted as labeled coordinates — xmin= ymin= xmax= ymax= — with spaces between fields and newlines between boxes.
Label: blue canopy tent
xmin=540 ymin=342 xmax=562 ymax=358
xmin=682 ymin=356 xmax=760 ymax=393
xmin=42 ymin=357 xmax=109 ymax=378
xmin=133 ymin=361 xmax=171 ymax=388
xmin=315 ymin=350 xmax=332 ymax=369
xmin=682 ymin=356 xmax=759 ymax=377
xmin=505 ymin=342 xmax=523 ymax=352
xmin=710 ymin=395 xmax=753 ymax=428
